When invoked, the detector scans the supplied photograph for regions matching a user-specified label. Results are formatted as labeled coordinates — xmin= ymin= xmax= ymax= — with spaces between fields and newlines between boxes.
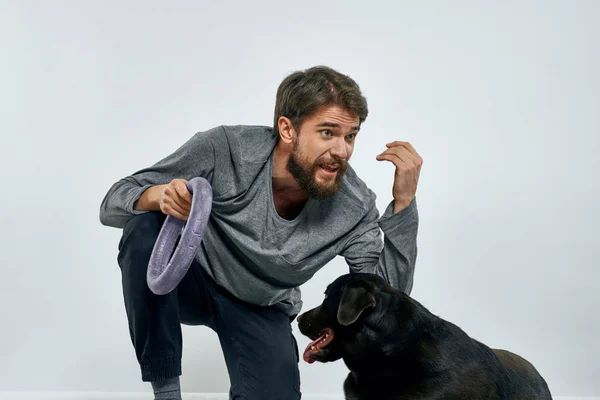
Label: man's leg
xmin=211 ymin=285 xmax=302 ymax=400
xmin=117 ymin=211 xmax=216 ymax=382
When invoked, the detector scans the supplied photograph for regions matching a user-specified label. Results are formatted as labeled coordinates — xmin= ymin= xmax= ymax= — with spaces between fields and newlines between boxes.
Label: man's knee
xmin=117 ymin=212 xmax=166 ymax=273
xmin=119 ymin=212 xmax=165 ymax=253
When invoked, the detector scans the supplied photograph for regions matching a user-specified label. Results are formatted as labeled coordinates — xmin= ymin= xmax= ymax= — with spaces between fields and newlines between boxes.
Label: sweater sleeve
xmin=340 ymin=198 xmax=419 ymax=294
xmin=98 ymin=128 xmax=217 ymax=229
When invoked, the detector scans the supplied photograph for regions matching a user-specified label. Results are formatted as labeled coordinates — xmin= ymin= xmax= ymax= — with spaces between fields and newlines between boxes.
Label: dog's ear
xmin=337 ymin=280 xmax=376 ymax=326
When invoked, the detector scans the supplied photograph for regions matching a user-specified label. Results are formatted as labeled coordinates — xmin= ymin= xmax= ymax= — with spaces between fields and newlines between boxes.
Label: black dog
xmin=297 ymin=273 xmax=552 ymax=399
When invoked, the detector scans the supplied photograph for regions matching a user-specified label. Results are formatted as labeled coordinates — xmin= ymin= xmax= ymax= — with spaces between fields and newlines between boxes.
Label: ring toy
xmin=147 ymin=177 xmax=212 ymax=295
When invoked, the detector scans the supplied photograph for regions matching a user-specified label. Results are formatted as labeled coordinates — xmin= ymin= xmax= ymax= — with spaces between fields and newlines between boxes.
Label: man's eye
xmin=346 ymin=134 xmax=356 ymax=140
xmin=321 ymin=130 xmax=332 ymax=137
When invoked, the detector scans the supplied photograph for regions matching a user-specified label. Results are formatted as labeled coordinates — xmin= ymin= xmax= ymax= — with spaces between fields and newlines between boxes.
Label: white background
xmin=1 ymin=0 xmax=598 ymax=397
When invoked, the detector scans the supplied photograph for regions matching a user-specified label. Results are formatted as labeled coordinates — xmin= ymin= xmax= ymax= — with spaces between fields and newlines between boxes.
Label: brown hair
xmin=273 ymin=65 xmax=368 ymax=138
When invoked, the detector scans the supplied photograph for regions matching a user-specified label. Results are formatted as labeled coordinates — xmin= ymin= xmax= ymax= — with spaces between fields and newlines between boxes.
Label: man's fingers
xmin=171 ymin=196 xmax=192 ymax=213
xmin=162 ymin=182 xmax=191 ymax=215
xmin=174 ymin=182 xmax=193 ymax=204
xmin=162 ymin=200 xmax=189 ymax=221
xmin=171 ymin=188 xmax=192 ymax=212
xmin=385 ymin=141 xmax=422 ymax=163
xmin=168 ymin=208 xmax=189 ymax=221
xmin=385 ymin=142 xmax=418 ymax=159
xmin=376 ymin=153 xmax=412 ymax=171
xmin=382 ymin=144 xmax=422 ymax=167
xmin=377 ymin=147 xmax=417 ymax=167
xmin=163 ymin=182 xmax=192 ymax=211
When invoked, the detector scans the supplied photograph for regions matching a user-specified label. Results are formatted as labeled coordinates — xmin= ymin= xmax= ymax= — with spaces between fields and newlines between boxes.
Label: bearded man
xmin=99 ymin=65 xmax=423 ymax=400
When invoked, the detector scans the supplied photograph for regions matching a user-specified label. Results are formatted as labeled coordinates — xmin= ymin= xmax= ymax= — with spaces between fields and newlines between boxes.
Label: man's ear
xmin=337 ymin=280 xmax=376 ymax=326
xmin=277 ymin=116 xmax=295 ymax=144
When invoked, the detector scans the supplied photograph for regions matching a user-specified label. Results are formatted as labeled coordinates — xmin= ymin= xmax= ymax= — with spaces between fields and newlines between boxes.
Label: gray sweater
xmin=99 ymin=125 xmax=419 ymax=316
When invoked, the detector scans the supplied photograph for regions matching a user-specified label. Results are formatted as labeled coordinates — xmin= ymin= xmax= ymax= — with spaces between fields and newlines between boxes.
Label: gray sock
xmin=151 ymin=376 xmax=182 ymax=400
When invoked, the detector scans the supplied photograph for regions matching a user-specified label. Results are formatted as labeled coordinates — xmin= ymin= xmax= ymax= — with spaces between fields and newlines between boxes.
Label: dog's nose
xmin=296 ymin=314 xmax=302 ymax=322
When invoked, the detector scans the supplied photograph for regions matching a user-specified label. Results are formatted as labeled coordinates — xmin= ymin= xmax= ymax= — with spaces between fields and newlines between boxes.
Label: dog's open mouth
xmin=303 ymin=327 xmax=334 ymax=364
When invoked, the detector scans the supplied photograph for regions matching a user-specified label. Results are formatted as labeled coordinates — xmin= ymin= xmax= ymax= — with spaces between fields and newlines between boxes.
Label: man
xmin=99 ymin=65 xmax=422 ymax=400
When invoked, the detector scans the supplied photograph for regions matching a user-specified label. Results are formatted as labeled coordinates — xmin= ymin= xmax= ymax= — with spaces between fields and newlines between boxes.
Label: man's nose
xmin=330 ymin=138 xmax=348 ymax=159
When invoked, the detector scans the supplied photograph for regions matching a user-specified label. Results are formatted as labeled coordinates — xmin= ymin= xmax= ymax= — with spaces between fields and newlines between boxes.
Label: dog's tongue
xmin=303 ymin=332 xmax=328 ymax=364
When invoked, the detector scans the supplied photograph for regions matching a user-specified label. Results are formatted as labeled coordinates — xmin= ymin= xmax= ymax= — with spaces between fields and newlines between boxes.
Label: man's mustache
xmin=316 ymin=156 xmax=348 ymax=169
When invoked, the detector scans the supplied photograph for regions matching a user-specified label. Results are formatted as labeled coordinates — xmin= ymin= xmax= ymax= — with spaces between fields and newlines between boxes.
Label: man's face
xmin=286 ymin=105 xmax=360 ymax=199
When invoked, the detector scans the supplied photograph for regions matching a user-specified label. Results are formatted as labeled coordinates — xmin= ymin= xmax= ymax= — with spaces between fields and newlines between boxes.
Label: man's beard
xmin=286 ymin=141 xmax=348 ymax=200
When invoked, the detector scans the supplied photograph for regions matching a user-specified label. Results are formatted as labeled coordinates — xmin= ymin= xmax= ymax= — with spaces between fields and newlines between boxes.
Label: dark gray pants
xmin=117 ymin=212 xmax=302 ymax=399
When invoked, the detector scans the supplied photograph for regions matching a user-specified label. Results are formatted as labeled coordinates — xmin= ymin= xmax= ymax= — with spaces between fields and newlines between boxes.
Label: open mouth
xmin=303 ymin=327 xmax=334 ymax=364
xmin=319 ymin=163 xmax=340 ymax=175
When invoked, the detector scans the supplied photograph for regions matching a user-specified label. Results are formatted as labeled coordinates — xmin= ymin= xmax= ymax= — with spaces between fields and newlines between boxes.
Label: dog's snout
xmin=296 ymin=314 xmax=302 ymax=322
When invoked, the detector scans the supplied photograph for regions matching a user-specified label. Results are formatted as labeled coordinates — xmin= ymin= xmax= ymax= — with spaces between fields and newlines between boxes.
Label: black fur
xmin=297 ymin=273 xmax=552 ymax=399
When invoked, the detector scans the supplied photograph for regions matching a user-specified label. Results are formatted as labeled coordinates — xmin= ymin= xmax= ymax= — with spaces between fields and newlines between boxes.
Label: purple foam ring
xmin=147 ymin=177 xmax=213 ymax=295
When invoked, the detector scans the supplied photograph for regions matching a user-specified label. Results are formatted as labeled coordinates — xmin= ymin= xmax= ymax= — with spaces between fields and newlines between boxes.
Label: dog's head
xmin=297 ymin=272 xmax=399 ymax=364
